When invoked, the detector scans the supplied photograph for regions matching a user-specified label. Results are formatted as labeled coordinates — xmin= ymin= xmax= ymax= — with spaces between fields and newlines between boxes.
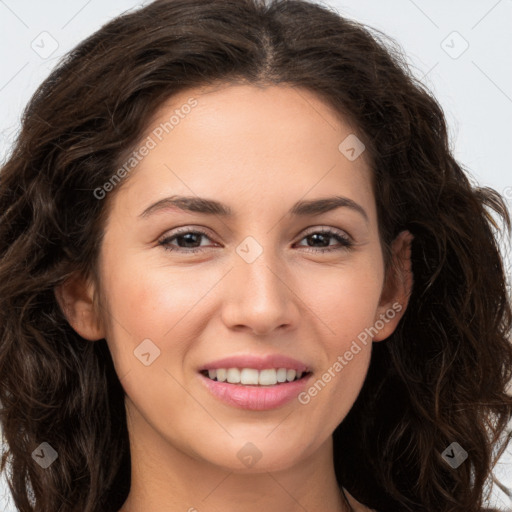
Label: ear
xmin=54 ymin=273 xmax=105 ymax=341
xmin=372 ymin=229 xmax=414 ymax=342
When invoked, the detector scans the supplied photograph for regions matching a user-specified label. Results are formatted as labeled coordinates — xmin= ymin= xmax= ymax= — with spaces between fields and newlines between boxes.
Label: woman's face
xmin=63 ymin=83 xmax=411 ymax=473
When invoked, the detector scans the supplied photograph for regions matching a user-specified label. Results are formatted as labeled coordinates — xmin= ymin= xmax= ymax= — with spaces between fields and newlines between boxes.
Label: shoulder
xmin=343 ymin=488 xmax=503 ymax=512
xmin=343 ymin=488 xmax=378 ymax=512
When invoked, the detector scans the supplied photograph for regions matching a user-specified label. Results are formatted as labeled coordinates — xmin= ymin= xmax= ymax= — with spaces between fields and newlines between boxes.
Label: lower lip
xmin=198 ymin=372 xmax=312 ymax=411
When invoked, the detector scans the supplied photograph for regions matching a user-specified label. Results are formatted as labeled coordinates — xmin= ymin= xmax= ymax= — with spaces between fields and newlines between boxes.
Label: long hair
xmin=0 ymin=1 xmax=511 ymax=510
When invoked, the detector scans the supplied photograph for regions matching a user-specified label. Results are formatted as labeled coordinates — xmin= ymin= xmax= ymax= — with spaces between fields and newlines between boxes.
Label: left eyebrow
xmin=138 ymin=195 xmax=369 ymax=224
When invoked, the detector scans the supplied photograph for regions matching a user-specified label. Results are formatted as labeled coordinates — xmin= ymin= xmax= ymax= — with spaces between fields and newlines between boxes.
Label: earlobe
xmin=373 ymin=229 xmax=414 ymax=342
xmin=54 ymin=273 xmax=105 ymax=341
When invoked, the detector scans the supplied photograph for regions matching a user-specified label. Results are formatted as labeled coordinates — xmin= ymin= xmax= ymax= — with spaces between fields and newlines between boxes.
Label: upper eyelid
xmin=160 ymin=225 xmax=352 ymax=244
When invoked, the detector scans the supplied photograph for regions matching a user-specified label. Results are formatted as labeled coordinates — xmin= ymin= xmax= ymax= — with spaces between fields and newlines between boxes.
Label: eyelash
xmin=157 ymin=227 xmax=354 ymax=254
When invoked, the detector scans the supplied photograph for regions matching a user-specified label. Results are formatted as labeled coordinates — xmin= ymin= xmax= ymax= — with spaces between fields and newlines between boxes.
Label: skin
xmin=56 ymin=83 xmax=413 ymax=512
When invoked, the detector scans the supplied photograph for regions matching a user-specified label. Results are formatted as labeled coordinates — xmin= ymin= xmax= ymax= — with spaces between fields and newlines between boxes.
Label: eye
xmin=157 ymin=226 xmax=354 ymax=254
xmin=158 ymin=228 xmax=215 ymax=254
xmin=294 ymin=228 xmax=354 ymax=253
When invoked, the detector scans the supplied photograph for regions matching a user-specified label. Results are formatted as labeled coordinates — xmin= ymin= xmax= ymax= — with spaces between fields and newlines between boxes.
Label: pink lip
xmin=198 ymin=372 xmax=312 ymax=411
xmin=198 ymin=354 xmax=310 ymax=373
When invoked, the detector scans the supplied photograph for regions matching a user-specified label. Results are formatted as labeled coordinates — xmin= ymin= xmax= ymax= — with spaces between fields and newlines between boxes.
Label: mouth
xmin=199 ymin=368 xmax=312 ymax=386
xmin=197 ymin=354 xmax=313 ymax=410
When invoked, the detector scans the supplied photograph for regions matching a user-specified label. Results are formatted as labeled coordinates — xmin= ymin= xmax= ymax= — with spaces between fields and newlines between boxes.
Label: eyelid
xmin=159 ymin=225 xmax=216 ymax=242
xmin=299 ymin=225 xmax=352 ymax=240
xmin=156 ymin=226 xmax=217 ymax=253
xmin=157 ymin=224 xmax=355 ymax=255
xmin=158 ymin=225 xmax=352 ymax=244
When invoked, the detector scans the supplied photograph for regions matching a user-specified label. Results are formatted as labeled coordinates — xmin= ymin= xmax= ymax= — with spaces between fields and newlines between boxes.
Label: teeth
xmin=204 ymin=367 xmax=306 ymax=385
xmin=226 ymin=368 xmax=241 ymax=383
xmin=286 ymin=369 xmax=296 ymax=382
xmin=240 ymin=368 xmax=259 ymax=385
xmin=259 ymin=369 xmax=277 ymax=386
xmin=276 ymin=368 xmax=287 ymax=383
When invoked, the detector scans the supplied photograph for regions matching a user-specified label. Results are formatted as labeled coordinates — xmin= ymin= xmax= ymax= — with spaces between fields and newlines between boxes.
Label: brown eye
xmin=295 ymin=229 xmax=353 ymax=253
xmin=158 ymin=229 xmax=214 ymax=253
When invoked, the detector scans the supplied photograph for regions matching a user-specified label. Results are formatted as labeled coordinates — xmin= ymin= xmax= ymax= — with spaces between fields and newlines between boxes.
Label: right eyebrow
xmin=138 ymin=194 xmax=369 ymax=225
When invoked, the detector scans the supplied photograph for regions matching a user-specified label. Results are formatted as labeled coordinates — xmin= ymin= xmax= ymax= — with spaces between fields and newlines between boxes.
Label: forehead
xmin=109 ymin=83 xmax=374 ymax=219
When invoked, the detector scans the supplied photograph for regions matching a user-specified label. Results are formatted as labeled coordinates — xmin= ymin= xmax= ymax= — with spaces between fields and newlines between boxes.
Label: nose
xmin=220 ymin=251 xmax=300 ymax=336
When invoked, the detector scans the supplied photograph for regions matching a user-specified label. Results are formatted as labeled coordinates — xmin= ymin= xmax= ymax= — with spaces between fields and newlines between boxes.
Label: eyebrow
xmin=139 ymin=195 xmax=368 ymax=223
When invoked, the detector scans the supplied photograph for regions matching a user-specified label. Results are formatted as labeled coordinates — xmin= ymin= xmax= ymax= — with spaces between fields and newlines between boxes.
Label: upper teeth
xmin=207 ymin=368 xmax=303 ymax=385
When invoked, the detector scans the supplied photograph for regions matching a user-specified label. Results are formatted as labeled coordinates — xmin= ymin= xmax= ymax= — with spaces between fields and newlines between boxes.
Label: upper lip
xmin=198 ymin=354 xmax=311 ymax=373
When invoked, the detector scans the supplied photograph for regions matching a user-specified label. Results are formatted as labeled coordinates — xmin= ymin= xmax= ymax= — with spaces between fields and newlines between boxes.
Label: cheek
xmin=96 ymin=247 xmax=383 ymax=465
xmin=99 ymin=262 xmax=200 ymax=421
xmin=298 ymin=257 xmax=384 ymax=342
xmin=296 ymin=258 xmax=382 ymax=404
xmin=98 ymin=254 xmax=223 ymax=382
xmin=96 ymin=257 xmax=167 ymax=373
xmin=102 ymin=258 xmax=202 ymax=334
xmin=101 ymin=247 xmax=384 ymax=361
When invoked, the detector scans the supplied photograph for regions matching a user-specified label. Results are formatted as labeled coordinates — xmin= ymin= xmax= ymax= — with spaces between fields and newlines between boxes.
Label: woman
xmin=0 ymin=0 xmax=511 ymax=511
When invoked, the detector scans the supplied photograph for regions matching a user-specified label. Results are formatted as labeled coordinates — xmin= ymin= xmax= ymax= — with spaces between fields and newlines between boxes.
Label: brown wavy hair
xmin=0 ymin=0 xmax=511 ymax=510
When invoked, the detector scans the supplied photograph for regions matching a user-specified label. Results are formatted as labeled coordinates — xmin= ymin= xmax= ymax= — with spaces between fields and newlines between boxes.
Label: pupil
xmin=180 ymin=233 xmax=200 ymax=247
xmin=309 ymin=233 xmax=329 ymax=247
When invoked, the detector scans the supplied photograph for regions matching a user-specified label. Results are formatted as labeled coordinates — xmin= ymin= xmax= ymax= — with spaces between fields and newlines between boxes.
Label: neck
xmin=118 ymin=405 xmax=353 ymax=512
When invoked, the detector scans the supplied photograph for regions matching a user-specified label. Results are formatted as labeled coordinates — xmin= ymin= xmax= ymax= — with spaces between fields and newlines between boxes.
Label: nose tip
xmin=243 ymin=321 xmax=290 ymax=337
xmin=221 ymin=258 xmax=298 ymax=336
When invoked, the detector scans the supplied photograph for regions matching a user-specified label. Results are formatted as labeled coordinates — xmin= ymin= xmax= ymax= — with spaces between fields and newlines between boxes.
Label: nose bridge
xmin=222 ymin=235 xmax=297 ymax=333
xmin=234 ymin=237 xmax=286 ymax=304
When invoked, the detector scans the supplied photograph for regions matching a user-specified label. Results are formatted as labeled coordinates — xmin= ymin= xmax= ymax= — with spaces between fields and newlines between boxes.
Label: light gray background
xmin=1 ymin=0 xmax=511 ymax=510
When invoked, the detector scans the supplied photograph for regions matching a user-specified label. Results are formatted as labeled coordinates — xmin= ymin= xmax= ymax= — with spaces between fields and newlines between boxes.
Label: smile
xmin=200 ymin=368 xmax=310 ymax=386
